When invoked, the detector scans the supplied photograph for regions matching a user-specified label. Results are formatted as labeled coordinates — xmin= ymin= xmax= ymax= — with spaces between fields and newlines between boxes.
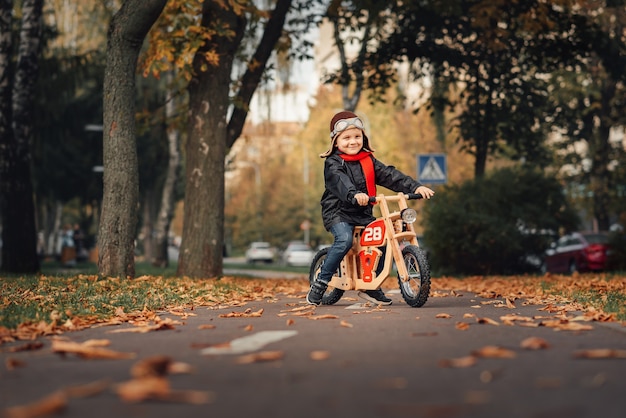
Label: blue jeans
xmin=316 ymin=222 xmax=385 ymax=285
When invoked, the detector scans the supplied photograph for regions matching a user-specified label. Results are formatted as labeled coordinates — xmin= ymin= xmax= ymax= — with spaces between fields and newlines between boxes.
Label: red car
xmin=542 ymin=231 xmax=611 ymax=274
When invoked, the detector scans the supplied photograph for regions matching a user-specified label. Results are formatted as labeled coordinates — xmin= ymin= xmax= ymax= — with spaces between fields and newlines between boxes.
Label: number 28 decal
xmin=360 ymin=219 xmax=386 ymax=246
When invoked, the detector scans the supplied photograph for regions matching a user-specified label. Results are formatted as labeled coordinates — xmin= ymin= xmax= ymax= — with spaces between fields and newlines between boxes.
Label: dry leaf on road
xmin=439 ymin=356 xmax=477 ymax=368
xmin=51 ymin=340 xmax=135 ymax=360
xmin=309 ymin=314 xmax=339 ymax=320
xmin=310 ymin=350 xmax=330 ymax=361
xmin=520 ymin=337 xmax=550 ymax=350
xmin=476 ymin=317 xmax=500 ymax=326
xmin=573 ymin=348 xmax=626 ymax=359
xmin=455 ymin=322 xmax=470 ymax=330
xmin=472 ymin=345 xmax=516 ymax=358
xmin=219 ymin=308 xmax=264 ymax=318
xmin=236 ymin=350 xmax=284 ymax=364
xmin=3 ymin=391 xmax=66 ymax=418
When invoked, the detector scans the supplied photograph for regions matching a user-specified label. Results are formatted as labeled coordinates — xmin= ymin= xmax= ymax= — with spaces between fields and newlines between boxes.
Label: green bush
xmin=422 ymin=167 xmax=579 ymax=275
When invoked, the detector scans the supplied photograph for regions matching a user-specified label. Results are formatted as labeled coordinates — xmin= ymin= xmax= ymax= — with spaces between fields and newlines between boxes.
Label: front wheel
xmin=308 ymin=248 xmax=344 ymax=305
xmin=397 ymin=245 xmax=430 ymax=307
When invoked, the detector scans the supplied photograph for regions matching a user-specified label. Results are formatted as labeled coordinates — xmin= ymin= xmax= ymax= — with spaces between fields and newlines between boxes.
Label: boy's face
xmin=335 ymin=128 xmax=364 ymax=155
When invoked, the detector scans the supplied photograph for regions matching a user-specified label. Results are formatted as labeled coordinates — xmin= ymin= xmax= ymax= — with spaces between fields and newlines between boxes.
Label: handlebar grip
xmin=350 ymin=196 xmax=377 ymax=205
xmin=407 ymin=193 xmax=423 ymax=200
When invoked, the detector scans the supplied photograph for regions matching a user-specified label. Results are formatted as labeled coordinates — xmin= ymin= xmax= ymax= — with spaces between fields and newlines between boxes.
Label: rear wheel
xmin=397 ymin=245 xmax=430 ymax=307
xmin=308 ymin=248 xmax=344 ymax=305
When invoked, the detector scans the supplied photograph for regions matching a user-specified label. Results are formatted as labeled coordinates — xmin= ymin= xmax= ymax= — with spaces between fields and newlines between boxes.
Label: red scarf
xmin=339 ymin=151 xmax=376 ymax=198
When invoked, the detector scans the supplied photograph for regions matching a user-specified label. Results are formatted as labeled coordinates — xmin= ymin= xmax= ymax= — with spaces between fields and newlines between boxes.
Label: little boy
xmin=307 ymin=110 xmax=435 ymax=306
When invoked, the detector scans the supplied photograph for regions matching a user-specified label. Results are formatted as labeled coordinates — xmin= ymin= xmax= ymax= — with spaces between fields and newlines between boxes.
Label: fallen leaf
xmin=131 ymin=356 xmax=173 ymax=378
xmin=472 ymin=345 xmax=516 ymax=359
xmin=197 ymin=324 xmax=216 ymax=330
xmin=439 ymin=356 xmax=477 ymax=368
xmin=243 ymin=324 xmax=254 ymax=331
xmin=6 ymin=342 xmax=44 ymax=353
xmin=455 ymin=322 xmax=470 ymax=331
xmin=236 ymin=350 xmax=284 ymax=364
xmin=435 ymin=313 xmax=452 ymax=319
xmin=107 ymin=322 xmax=176 ymax=333
xmin=81 ymin=339 xmax=111 ymax=347
xmin=309 ymin=314 xmax=339 ymax=320
xmin=219 ymin=308 xmax=264 ymax=318
xmin=5 ymin=358 xmax=26 ymax=370
xmin=51 ymin=340 xmax=135 ymax=360
xmin=310 ymin=350 xmax=330 ymax=361
xmin=115 ymin=376 xmax=170 ymax=403
xmin=573 ymin=349 xmax=626 ymax=359
xmin=64 ymin=379 xmax=111 ymax=398
xmin=340 ymin=320 xmax=353 ymax=328
xmin=3 ymin=390 xmax=66 ymax=418
xmin=476 ymin=317 xmax=499 ymax=326
xmin=520 ymin=337 xmax=550 ymax=350
xmin=286 ymin=319 xmax=295 ymax=326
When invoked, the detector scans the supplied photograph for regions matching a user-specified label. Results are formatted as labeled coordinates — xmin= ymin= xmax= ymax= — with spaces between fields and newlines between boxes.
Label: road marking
xmin=201 ymin=330 xmax=298 ymax=355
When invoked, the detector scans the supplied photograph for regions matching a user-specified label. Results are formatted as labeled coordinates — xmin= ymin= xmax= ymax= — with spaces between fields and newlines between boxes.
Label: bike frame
xmin=327 ymin=193 xmax=419 ymax=291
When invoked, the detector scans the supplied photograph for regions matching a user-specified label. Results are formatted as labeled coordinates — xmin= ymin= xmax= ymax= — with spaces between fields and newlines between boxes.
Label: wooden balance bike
xmin=308 ymin=193 xmax=431 ymax=307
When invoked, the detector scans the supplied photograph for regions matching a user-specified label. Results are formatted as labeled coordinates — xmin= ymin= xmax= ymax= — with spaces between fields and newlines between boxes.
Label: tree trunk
xmin=98 ymin=0 xmax=166 ymax=278
xmin=177 ymin=3 xmax=243 ymax=278
xmin=0 ymin=0 xmax=42 ymax=274
xmin=152 ymin=77 xmax=180 ymax=268
xmin=178 ymin=0 xmax=291 ymax=278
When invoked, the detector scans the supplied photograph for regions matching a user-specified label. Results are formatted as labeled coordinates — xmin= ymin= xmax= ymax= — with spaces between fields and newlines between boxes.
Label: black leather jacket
xmin=320 ymin=152 xmax=422 ymax=230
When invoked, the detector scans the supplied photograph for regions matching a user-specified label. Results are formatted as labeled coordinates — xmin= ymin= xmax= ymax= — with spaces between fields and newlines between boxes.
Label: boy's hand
xmin=354 ymin=192 xmax=370 ymax=206
xmin=415 ymin=186 xmax=435 ymax=199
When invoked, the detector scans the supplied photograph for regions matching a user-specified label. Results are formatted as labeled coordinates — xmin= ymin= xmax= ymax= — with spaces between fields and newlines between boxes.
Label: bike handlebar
xmin=351 ymin=193 xmax=423 ymax=206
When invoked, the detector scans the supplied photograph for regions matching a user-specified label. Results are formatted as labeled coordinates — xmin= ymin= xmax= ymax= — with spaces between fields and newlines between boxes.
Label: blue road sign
xmin=417 ymin=154 xmax=447 ymax=185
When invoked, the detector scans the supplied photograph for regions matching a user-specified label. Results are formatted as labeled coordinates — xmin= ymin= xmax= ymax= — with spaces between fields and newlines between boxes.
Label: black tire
xmin=308 ymin=248 xmax=344 ymax=305
xmin=397 ymin=245 xmax=430 ymax=307
xmin=568 ymin=260 xmax=578 ymax=274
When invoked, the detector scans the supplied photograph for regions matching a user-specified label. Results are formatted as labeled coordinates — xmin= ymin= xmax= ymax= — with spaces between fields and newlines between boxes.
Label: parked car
xmin=245 ymin=241 xmax=275 ymax=264
xmin=542 ymin=231 xmax=611 ymax=274
xmin=282 ymin=241 xmax=315 ymax=267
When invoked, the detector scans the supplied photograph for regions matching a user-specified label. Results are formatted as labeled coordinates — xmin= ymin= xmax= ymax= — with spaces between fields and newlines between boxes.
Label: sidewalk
xmin=2 ymin=287 xmax=626 ymax=418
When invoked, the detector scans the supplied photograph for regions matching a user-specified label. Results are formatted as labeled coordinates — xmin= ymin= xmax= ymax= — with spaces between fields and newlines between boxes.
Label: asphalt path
xmin=2 ymin=282 xmax=626 ymax=418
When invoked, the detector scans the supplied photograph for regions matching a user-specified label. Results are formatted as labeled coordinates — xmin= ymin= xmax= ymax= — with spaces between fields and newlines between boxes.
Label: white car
xmin=282 ymin=242 xmax=315 ymax=267
xmin=245 ymin=242 xmax=275 ymax=264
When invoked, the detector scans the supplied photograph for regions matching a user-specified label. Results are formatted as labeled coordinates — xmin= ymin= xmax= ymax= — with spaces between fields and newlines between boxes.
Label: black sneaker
xmin=306 ymin=280 xmax=327 ymax=306
xmin=358 ymin=289 xmax=392 ymax=306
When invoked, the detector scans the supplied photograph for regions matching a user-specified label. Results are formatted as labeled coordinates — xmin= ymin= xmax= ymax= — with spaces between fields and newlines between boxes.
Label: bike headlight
xmin=401 ymin=208 xmax=417 ymax=223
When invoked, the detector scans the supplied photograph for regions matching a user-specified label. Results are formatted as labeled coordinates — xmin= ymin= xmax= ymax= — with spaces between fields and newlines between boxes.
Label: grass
xmin=1 ymin=259 xmax=284 ymax=330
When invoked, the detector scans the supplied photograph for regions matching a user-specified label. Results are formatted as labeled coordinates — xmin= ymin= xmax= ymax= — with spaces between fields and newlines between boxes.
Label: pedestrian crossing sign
xmin=417 ymin=154 xmax=447 ymax=185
